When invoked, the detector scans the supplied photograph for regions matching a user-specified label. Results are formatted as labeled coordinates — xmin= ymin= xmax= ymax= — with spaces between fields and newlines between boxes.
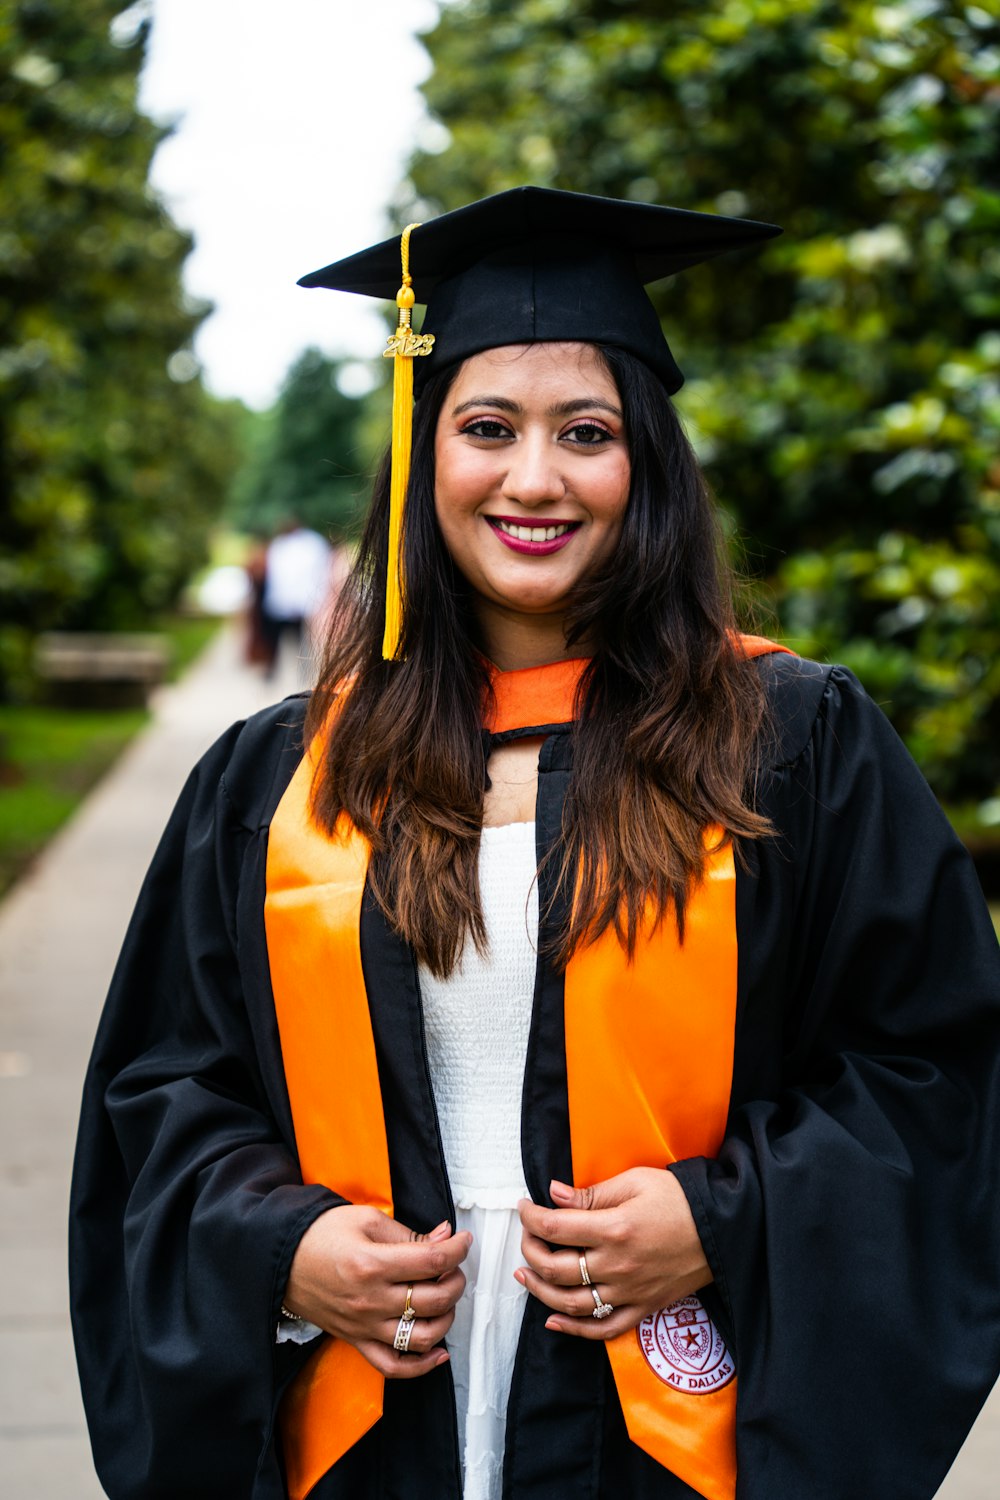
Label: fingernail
xmin=545 ymin=1318 xmax=560 ymax=1331
xmin=550 ymin=1180 xmax=572 ymax=1197
xmin=429 ymin=1221 xmax=451 ymax=1240
xmin=513 ymin=1269 xmax=526 ymax=1285
xmin=434 ymin=1352 xmax=450 ymax=1366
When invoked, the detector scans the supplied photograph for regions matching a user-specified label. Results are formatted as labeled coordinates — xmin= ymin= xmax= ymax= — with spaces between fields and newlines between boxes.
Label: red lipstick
xmin=484 ymin=516 xmax=580 ymax=557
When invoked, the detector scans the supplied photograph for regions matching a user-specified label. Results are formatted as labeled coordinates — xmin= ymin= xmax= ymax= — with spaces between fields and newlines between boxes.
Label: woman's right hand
xmin=283 ymin=1206 xmax=471 ymax=1379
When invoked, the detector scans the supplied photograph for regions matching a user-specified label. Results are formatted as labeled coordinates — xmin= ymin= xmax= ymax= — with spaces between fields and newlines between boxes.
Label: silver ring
xmin=579 ymin=1254 xmax=592 ymax=1287
xmin=393 ymin=1314 xmax=416 ymax=1352
xmin=591 ymin=1287 xmax=614 ymax=1320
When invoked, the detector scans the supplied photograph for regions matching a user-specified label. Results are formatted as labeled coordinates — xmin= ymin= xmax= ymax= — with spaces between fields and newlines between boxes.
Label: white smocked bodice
xmin=419 ymin=820 xmax=538 ymax=1500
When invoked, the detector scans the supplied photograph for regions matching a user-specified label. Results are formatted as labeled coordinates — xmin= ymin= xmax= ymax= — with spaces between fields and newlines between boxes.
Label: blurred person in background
xmin=260 ymin=515 xmax=333 ymax=678
xmin=243 ymin=530 xmax=272 ymax=667
xmin=70 ymin=190 xmax=1000 ymax=1500
xmin=308 ymin=524 xmax=354 ymax=651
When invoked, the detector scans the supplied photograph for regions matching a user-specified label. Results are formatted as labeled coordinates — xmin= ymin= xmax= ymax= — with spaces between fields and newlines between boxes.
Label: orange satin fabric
xmin=266 ymin=637 xmax=789 ymax=1499
xmin=484 ymin=655 xmax=590 ymax=733
xmin=736 ymin=631 xmax=792 ymax=660
xmin=564 ymin=836 xmax=739 ymax=1500
xmin=483 ymin=634 xmax=791 ymax=735
xmin=265 ymin=746 xmax=390 ymax=1500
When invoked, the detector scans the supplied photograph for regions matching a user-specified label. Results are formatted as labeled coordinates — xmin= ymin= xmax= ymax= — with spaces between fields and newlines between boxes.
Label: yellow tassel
xmin=382 ymin=350 xmax=412 ymax=659
xmin=381 ymin=223 xmax=435 ymax=662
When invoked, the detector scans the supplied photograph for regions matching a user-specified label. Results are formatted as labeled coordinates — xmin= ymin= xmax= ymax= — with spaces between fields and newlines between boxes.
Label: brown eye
xmin=564 ymin=422 xmax=612 ymax=446
xmin=463 ymin=418 xmax=512 ymax=440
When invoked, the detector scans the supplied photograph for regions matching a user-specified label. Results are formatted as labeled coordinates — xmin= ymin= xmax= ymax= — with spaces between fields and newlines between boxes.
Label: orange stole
xmin=564 ymin=839 xmax=738 ymax=1500
xmin=483 ymin=654 xmax=590 ymax=734
xmin=265 ymin=745 xmax=389 ymax=1500
xmin=266 ymin=638 xmax=790 ymax=1500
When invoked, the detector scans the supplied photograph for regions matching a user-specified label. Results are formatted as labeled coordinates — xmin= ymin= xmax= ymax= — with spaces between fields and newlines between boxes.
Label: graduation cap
xmin=299 ymin=186 xmax=781 ymax=658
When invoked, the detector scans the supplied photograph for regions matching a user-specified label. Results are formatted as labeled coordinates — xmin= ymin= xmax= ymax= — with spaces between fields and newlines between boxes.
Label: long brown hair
xmin=306 ymin=343 xmax=772 ymax=976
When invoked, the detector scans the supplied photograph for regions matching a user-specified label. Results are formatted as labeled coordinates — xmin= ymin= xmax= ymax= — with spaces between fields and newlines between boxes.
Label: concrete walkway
xmin=0 ymin=625 xmax=997 ymax=1497
xmin=0 ymin=626 xmax=300 ymax=1497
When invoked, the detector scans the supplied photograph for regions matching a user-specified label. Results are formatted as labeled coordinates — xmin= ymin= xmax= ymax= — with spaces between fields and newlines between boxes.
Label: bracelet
xmin=280 ymin=1304 xmax=305 ymax=1322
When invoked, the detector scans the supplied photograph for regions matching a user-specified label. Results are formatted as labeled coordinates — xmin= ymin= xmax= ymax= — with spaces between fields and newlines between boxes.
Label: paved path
xmin=0 ymin=627 xmax=300 ymax=1498
xmin=0 ymin=626 xmax=997 ymax=1497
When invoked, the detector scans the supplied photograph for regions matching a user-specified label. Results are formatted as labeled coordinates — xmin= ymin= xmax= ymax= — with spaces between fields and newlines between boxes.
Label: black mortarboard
xmin=298 ymin=187 xmax=781 ymax=659
xmin=298 ymin=185 xmax=781 ymax=395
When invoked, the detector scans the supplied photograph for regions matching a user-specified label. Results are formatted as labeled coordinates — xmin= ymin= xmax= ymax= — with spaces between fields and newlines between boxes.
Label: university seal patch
xmin=636 ymin=1295 xmax=736 ymax=1395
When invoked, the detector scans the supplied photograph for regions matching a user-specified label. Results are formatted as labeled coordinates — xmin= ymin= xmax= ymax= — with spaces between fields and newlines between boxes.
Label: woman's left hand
xmin=516 ymin=1168 xmax=712 ymax=1341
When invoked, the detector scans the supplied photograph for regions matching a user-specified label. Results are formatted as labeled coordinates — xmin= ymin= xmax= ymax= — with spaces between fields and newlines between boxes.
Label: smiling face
xmin=433 ymin=342 xmax=631 ymax=667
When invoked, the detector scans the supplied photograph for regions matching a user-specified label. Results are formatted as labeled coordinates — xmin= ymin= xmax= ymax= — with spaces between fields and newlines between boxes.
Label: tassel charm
xmin=381 ymin=223 xmax=435 ymax=661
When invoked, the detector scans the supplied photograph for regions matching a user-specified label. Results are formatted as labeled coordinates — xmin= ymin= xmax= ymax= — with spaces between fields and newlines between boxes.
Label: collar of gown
xmin=480 ymin=634 xmax=788 ymax=736
xmin=484 ymin=656 xmax=589 ymax=735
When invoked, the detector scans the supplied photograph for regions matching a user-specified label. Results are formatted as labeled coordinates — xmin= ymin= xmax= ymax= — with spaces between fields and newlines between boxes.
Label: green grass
xmin=0 ymin=613 xmax=220 ymax=899
xmin=160 ymin=614 xmax=220 ymax=680
xmin=0 ymin=705 xmax=147 ymax=897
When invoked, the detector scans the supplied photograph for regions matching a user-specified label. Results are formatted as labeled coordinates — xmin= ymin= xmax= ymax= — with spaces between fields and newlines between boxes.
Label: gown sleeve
xmin=671 ymin=664 xmax=1000 ymax=1500
xmin=69 ymin=711 xmax=345 ymax=1500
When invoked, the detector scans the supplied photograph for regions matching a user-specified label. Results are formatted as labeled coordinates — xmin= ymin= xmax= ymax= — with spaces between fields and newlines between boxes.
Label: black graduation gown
xmin=69 ymin=655 xmax=1000 ymax=1500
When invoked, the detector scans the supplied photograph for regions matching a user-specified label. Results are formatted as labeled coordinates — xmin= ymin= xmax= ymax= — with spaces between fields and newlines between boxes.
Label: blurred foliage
xmin=406 ymin=0 xmax=1000 ymax=820
xmin=778 ymin=533 xmax=998 ymax=797
xmin=226 ymin=348 xmax=372 ymax=539
xmin=0 ymin=0 xmax=241 ymax=697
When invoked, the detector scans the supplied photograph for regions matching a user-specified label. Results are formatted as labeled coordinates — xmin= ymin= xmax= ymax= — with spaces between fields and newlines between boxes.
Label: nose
xmin=499 ymin=433 xmax=566 ymax=508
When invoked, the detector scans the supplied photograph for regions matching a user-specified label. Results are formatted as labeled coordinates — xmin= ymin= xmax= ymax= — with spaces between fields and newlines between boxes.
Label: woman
xmin=71 ymin=189 xmax=1000 ymax=1500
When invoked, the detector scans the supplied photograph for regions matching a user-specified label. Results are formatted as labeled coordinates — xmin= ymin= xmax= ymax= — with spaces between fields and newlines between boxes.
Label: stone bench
xmin=34 ymin=632 xmax=171 ymax=709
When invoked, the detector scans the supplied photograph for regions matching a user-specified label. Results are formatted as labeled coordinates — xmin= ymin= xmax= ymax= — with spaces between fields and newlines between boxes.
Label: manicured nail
xmin=513 ymin=1269 xmax=526 ymax=1285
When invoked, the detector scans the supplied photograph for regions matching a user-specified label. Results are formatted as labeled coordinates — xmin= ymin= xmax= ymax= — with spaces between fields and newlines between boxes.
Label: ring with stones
xmin=591 ymin=1287 xmax=614 ymax=1320
xmin=393 ymin=1314 xmax=417 ymax=1352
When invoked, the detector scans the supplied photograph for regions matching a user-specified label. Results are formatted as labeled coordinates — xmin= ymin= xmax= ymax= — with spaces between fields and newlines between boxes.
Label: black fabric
xmin=357 ymin=890 xmax=464 ymax=1497
xmin=503 ymin=729 xmax=608 ymax=1497
xmin=70 ymin=659 xmax=1000 ymax=1499
xmin=671 ymin=659 xmax=1000 ymax=1498
xmin=69 ymin=698 xmax=343 ymax=1500
xmin=297 ymin=186 xmax=781 ymax=394
xmin=413 ymin=239 xmax=687 ymax=395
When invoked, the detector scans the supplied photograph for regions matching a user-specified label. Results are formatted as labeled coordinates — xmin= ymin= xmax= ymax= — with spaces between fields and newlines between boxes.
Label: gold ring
xmin=402 ymin=1284 xmax=416 ymax=1322
xmin=579 ymin=1254 xmax=592 ymax=1287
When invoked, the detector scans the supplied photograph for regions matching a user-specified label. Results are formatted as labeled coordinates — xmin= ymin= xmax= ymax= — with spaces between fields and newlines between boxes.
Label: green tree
xmin=0 ymin=0 xmax=238 ymax=692
xmin=405 ymin=0 xmax=1000 ymax=818
xmin=227 ymin=348 xmax=371 ymax=539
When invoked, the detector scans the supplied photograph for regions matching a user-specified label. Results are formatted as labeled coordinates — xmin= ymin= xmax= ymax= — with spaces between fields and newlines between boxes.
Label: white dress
xmin=419 ymin=820 xmax=537 ymax=1500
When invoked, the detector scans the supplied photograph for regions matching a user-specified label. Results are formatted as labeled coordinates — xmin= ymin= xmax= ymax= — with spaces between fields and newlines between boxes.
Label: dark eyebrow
xmin=549 ymin=397 xmax=622 ymax=419
xmin=450 ymin=395 xmax=623 ymax=418
xmin=451 ymin=395 xmax=521 ymax=416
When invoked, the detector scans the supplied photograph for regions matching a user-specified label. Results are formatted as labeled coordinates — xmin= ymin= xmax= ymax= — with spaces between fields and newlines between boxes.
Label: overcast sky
xmin=138 ymin=0 xmax=439 ymax=408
